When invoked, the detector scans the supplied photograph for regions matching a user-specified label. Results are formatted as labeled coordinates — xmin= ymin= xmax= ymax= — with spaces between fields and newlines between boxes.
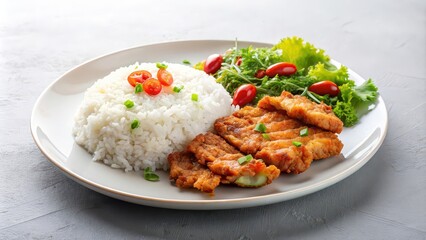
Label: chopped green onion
xmin=262 ymin=133 xmax=270 ymax=140
xmin=134 ymin=65 xmax=138 ymax=69
xmin=237 ymin=154 xmax=253 ymax=165
xmin=143 ymin=167 xmax=159 ymax=181
xmin=292 ymin=141 xmax=302 ymax=147
xmin=191 ymin=93 xmax=198 ymax=102
xmin=254 ymin=123 xmax=267 ymax=133
xmin=182 ymin=60 xmax=191 ymax=65
xmin=123 ymin=99 xmax=134 ymax=108
xmin=135 ymin=83 xmax=143 ymax=93
xmin=156 ymin=62 xmax=168 ymax=69
xmin=173 ymin=85 xmax=184 ymax=93
xmin=131 ymin=119 xmax=140 ymax=129
xmin=300 ymin=128 xmax=309 ymax=137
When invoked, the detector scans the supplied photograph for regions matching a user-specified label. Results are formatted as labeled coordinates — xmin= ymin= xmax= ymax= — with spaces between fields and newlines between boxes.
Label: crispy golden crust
xmin=214 ymin=105 xmax=343 ymax=174
xmin=186 ymin=132 xmax=280 ymax=186
xmin=215 ymin=107 xmax=303 ymax=155
xmin=258 ymin=91 xmax=343 ymax=133
xmin=187 ymin=132 xmax=240 ymax=165
xmin=168 ymin=152 xmax=221 ymax=193
xmin=256 ymin=130 xmax=343 ymax=173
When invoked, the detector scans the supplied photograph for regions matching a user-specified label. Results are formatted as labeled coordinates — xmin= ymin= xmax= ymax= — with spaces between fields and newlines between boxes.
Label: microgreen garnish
xmin=254 ymin=123 xmax=267 ymax=133
xmin=135 ymin=83 xmax=143 ymax=93
xmin=143 ymin=167 xmax=159 ymax=181
xmin=156 ymin=62 xmax=168 ymax=69
xmin=131 ymin=119 xmax=140 ymax=129
xmin=237 ymin=154 xmax=253 ymax=165
xmin=299 ymin=128 xmax=309 ymax=137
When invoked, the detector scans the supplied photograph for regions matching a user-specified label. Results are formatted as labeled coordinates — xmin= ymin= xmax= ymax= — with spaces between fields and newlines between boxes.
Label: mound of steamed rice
xmin=73 ymin=62 xmax=234 ymax=172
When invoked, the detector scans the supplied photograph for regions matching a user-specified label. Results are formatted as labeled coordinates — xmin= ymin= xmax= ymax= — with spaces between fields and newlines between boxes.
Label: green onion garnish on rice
xmin=182 ymin=60 xmax=191 ymax=65
xmin=124 ymin=99 xmax=134 ymax=108
xmin=191 ymin=93 xmax=198 ymax=102
xmin=156 ymin=62 xmax=168 ymax=69
xmin=135 ymin=83 xmax=143 ymax=93
xmin=173 ymin=86 xmax=184 ymax=93
xmin=131 ymin=119 xmax=140 ymax=129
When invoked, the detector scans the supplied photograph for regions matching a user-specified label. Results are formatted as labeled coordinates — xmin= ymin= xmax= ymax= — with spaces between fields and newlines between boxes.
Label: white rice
xmin=73 ymin=62 xmax=234 ymax=172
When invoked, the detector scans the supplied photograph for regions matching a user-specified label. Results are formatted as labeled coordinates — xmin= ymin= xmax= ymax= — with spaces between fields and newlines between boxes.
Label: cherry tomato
xmin=235 ymin=56 xmax=242 ymax=66
xmin=308 ymin=80 xmax=340 ymax=97
xmin=157 ymin=69 xmax=173 ymax=86
xmin=232 ymin=84 xmax=257 ymax=107
xmin=255 ymin=69 xmax=266 ymax=78
xmin=265 ymin=62 xmax=297 ymax=77
xmin=204 ymin=54 xmax=223 ymax=74
xmin=127 ymin=70 xmax=152 ymax=87
xmin=143 ymin=78 xmax=162 ymax=96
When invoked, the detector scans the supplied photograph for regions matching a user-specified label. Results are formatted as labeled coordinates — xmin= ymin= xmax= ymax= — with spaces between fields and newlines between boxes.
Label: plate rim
xmin=30 ymin=39 xmax=388 ymax=210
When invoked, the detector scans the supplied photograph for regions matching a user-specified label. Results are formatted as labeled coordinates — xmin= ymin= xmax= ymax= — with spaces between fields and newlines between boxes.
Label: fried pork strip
xmin=214 ymin=106 xmax=303 ymax=155
xmin=187 ymin=132 xmax=280 ymax=186
xmin=214 ymin=106 xmax=343 ymax=174
xmin=255 ymin=130 xmax=343 ymax=173
xmin=168 ymin=152 xmax=221 ymax=193
xmin=258 ymin=91 xmax=344 ymax=133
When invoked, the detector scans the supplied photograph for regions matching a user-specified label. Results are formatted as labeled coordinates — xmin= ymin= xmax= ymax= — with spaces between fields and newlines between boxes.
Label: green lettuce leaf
xmin=273 ymin=36 xmax=330 ymax=73
xmin=334 ymin=79 xmax=379 ymax=126
xmin=333 ymin=101 xmax=359 ymax=127
xmin=308 ymin=62 xmax=351 ymax=86
xmin=352 ymin=79 xmax=379 ymax=103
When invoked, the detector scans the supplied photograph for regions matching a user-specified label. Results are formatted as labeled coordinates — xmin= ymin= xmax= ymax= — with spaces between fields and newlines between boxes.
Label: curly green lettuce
xmin=272 ymin=36 xmax=330 ymax=73
xmin=308 ymin=62 xmax=351 ymax=86
xmin=333 ymin=79 xmax=378 ymax=126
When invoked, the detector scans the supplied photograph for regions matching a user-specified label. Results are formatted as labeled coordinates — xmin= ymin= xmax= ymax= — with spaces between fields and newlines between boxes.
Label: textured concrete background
xmin=1 ymin=0 xmax=425 ymax=239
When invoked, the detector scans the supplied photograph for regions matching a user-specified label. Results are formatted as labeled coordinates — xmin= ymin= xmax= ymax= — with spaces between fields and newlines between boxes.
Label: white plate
xmin=31 ymin=40 xmax=388 ymax=210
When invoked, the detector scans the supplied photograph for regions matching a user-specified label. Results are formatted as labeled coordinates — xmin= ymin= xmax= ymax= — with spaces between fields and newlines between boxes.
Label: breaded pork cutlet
xmin=168 ymin=152 xmax=221 ymax=193
xmin=187 ymin=132 xmax=280 ymax=187
xmin=214 ymin=99 xmax=343 ymax=174
xmin=255 ymin=130 xmax=343 ymax=173
xmin=214 ymin=106 xmax=303 ymax=155
xmin=258 ymin=91 xmax=343 ymax=133
xmin=213 ymin=106 xmax=309 ymax=173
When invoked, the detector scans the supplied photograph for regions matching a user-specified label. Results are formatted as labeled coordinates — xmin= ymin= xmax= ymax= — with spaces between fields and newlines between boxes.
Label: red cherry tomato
xmin=255 ymin=69 xmax=266 ymax=78
xmin=127 ymin=70 xmax=152 ymax=87
xmin=308 ymin=80 xmax=340 ymax=97
xmin=232 ymin=84 xmax=257 ymax=107
xmin=204 ymin=54 xmax=223 ymax=74
xmin=235 ymin=56 xmax=242 ymax=66
xmin=265 ymin=62 xmax=297 ymax=77
xmin=143 ymin=78 xmax=162 ymax=96
xmin=157 ymin=69 xmax=173 ymax=86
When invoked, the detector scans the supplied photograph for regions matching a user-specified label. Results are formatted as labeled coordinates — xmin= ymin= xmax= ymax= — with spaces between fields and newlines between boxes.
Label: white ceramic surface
xmin=30 ymin=40 xmax=388 ymax=210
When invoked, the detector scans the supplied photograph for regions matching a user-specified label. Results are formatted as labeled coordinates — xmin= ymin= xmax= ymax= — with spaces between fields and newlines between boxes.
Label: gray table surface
xmin=1 ymin=0 xmax=425 ymax=239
